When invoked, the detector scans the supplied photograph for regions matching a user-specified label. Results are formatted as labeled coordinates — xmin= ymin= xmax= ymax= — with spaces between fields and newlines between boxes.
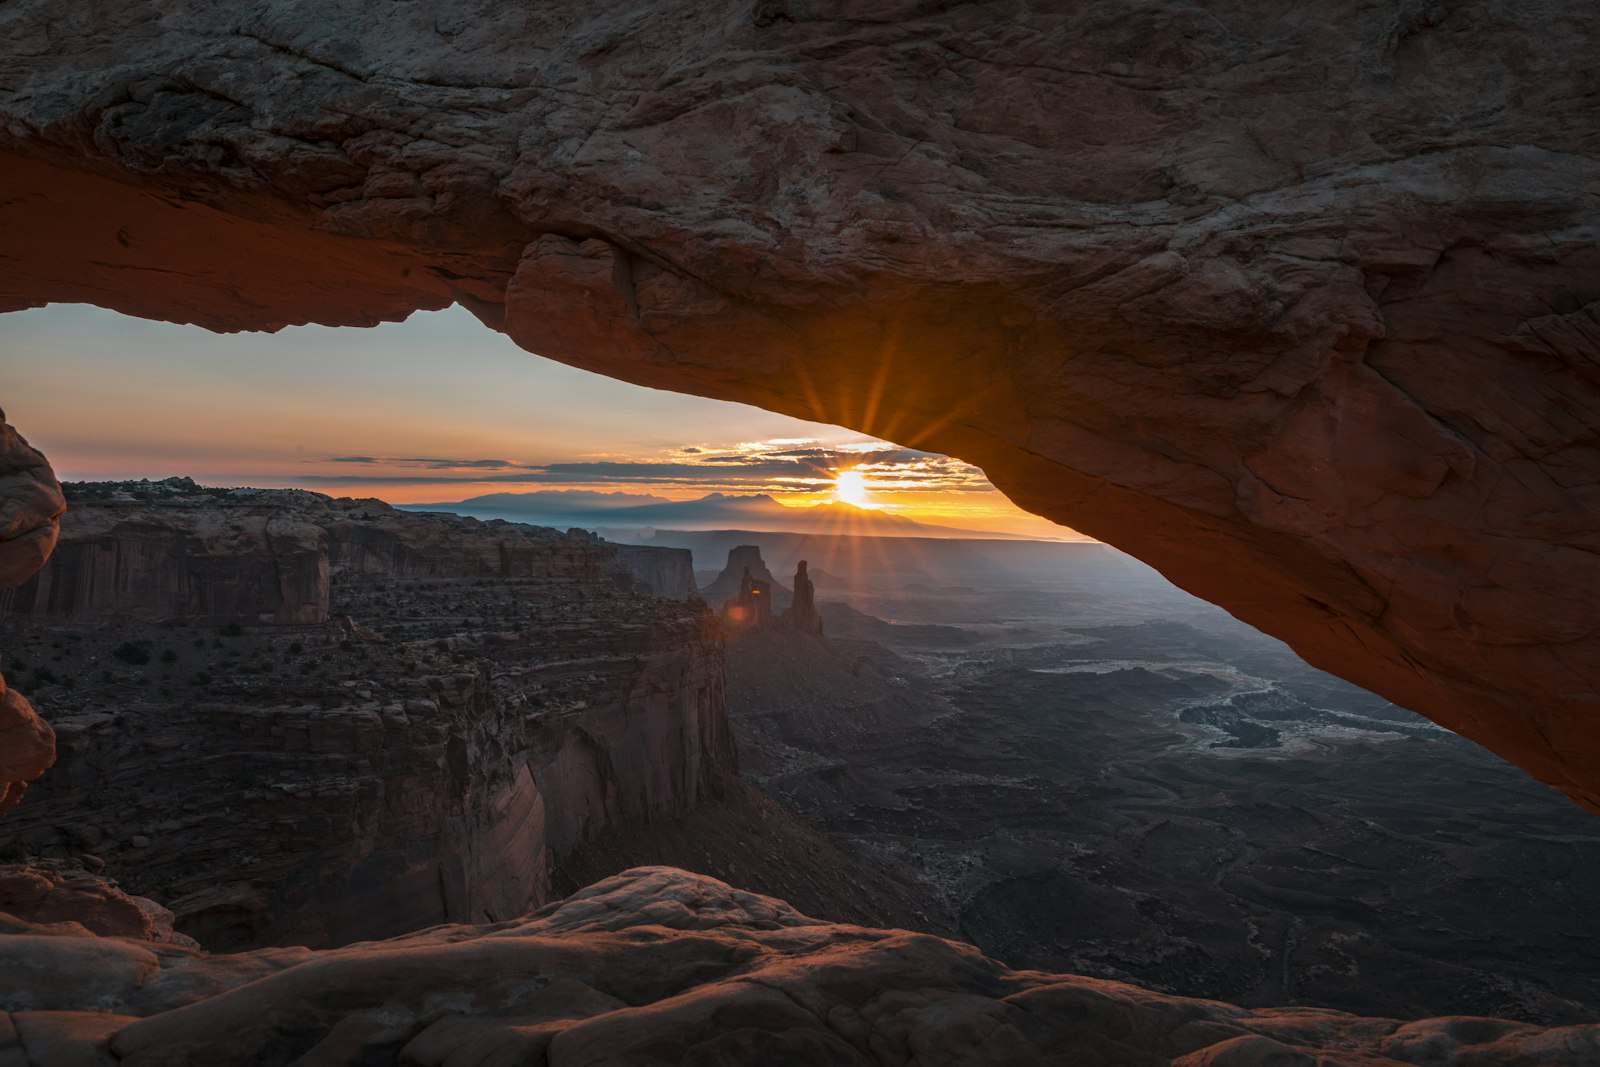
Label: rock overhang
xmin=0 ymin=1 xmax=1596 ymax=809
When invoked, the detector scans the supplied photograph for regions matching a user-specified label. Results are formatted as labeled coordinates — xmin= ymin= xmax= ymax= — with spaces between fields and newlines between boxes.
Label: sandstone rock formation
xmin=700 ymin=545 xmax=790 ymax=609
xmin=723 ymin=567 xmax=776 ymax=635
xmin=1 ymin=2 xmax=1594 ymax=808
xmin=603 ymin=543 xmax=698 ymax=599
xmin=5 ymin=866 xmax=1600 ymax=1067
xmin=3 ymin=483 xmax=733 ymax=948
xmin=2 ymin=479 xmax=329 ymax=625
xmin=0 ymin=416 xmax=63 ymax=816
xmin=1 ymin=478 xmax=674 ymax=625
xmin=782 ymin=560 xmax=824 ymax=636
xmin=0 ymin=862 xmax=195 ymax=947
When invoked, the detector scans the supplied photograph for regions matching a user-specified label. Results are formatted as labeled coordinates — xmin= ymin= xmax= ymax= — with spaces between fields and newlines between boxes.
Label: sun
xmin=833 ymin=468 xmax=874 ymax=508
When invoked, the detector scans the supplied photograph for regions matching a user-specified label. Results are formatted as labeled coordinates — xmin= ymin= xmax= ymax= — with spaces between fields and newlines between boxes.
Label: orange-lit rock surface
xmin=4 ymin=866 xmax=1600 ymax=1067
xmin=0 ymin=416 xmax=63 ymax=815
xmin=0 ymin=3 xmax=1596 ymax=809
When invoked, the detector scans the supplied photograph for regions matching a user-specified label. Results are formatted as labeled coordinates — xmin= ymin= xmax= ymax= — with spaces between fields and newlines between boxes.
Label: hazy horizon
xmin=4 ymin=303 xmax=1081 ymax=541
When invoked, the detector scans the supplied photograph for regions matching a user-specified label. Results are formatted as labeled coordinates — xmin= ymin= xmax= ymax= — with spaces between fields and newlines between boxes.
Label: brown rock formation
xmin=3 ymin=485 xmax=733 ymax=948
xmin=781 ymin=560 xmax=824 ymax=636
xmin=723 ymin=567 xmax=775 ymax=635
xmin=0 ymin=416 xmax=63 ymax=816
xmin=1 ymin=479 xmax=329 ymax=625
xmin=602 ymin=543 xmax=698 ymax=599
xmin=0 ymin=5 xmax=1596 ymax=809
xmin=5 ymin=866 xmax=1600 ymax=1067
xmin=0 ymin=478 xmax=634 ymax=626
xmin=700 ymin=545 xmax=790 ymax=610
xmin=0 ymin=863 xmax=194 ymax=946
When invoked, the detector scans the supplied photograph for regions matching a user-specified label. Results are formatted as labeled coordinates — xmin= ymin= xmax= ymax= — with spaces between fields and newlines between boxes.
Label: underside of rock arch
xmin=0 ymin=1 xmax=1596 ymax=810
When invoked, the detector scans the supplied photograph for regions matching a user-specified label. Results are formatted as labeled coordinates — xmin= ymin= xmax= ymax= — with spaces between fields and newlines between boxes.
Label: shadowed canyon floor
xmin=713 ymin=539 xmax=1600 ymax=1025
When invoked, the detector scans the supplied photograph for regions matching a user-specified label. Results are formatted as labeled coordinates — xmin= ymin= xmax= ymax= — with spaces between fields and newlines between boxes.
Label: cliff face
xmin=0 ymin=419 xmax=63 ymax=816
xmin=0 ymin=1 xmax=1595 ymax=808
xmin=0 ymin=480 xmax=629 ymax=625
xmin=1 ymin=484 xmax=732 ymax=948
xmin=0 ymin=487 xmax=329 ymax=625
xmin=8 ymin=866 xmax=1600 ymax=1067
xmin=603 ymin=544 xmax=698 ymax=599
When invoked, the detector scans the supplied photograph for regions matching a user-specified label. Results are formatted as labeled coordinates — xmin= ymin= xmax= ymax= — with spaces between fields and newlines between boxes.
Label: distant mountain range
xmin=401 ymin=490 xmax=1039 ymax=540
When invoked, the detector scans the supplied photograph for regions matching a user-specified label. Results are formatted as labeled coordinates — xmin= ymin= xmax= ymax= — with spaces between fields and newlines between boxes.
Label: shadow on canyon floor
xmin=703 ymin=537 xmax=1600 ymax=1026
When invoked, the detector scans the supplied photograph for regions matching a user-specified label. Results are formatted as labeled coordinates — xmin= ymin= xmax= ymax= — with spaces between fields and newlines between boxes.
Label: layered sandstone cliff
xmin=0 ymin=1 xmax=1595 ymax=809
xmin=1 ymin=483 xmax=732 ymax=947
xmin=0 ymin=480 xmax=328 ymax=625
xmin=604 ymin=543 xmax=698 ymax=600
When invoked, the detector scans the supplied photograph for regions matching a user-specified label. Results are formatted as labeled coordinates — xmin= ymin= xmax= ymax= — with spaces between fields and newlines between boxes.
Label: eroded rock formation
xmin=2 ymin=483 xmax=732 ymax=947
xmin=6 ymin=866 xmax=1600 ymax=1067
xmin=2 ymin=479 xmax=329 ymax=625
xmin=603 ymin=543 xmax=698 ymax=599
xmin=0 ymin=5 xmax=1595 ymax=808
xmin=724 ymin=567 xmax=776 ymax=634
xmin=700 ymin=545 xmax=790 ymax=611
xmin=783 ymin=560 xmax=824 ymax=636
xmin=0 ymin=416 xmax=63 ymax=816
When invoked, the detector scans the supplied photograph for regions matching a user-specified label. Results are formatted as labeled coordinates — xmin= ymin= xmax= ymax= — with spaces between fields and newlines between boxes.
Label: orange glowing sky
xmin=2 ymin=304 xmax=1085 ymax=541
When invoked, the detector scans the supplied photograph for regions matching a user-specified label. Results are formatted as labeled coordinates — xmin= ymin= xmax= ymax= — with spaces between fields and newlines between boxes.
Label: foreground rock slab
xmin=0 ymin=2 xmax=1596 ymax=811
xmin=2 ymin=867 xmax=1596 ymax=1067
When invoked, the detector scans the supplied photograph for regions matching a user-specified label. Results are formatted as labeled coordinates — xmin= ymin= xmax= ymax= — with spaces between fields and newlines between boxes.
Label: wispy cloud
xmin=294 ymin=439 xmax=995 ymax=496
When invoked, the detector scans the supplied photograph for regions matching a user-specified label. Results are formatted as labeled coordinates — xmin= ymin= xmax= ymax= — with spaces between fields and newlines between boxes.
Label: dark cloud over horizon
xmin=296 ymin=442 xmax=994 ymax=495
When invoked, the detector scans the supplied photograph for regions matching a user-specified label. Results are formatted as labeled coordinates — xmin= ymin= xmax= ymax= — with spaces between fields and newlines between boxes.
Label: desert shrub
xmin=289 ymin=641 xmax=303 ymax=655
xmin=220 ymin=622 xmax=244 ymax=637
xmin=159 ymin=649 xmax=178 ymax=664
xmin=193 ymin=671 xmax=213 ymax=687
xmin=112 ymin=642 xmax=151 ymax=666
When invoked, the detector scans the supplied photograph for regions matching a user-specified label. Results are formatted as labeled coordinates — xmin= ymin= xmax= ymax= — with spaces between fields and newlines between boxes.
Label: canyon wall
xmin=0 ymin=419 xmax=63 ymax=816
xmin=604 ymin=544 xmax=698 ymax=599
xmin=0 ymin=482 xmax=328 ymax=625
xmin=0 ymin=484 xmax=732 ymax=948
xmin=0 ymin=1 xmax=1593 ymax=808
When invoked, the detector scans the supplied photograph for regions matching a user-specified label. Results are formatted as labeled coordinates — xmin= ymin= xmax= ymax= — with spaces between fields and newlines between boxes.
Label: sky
xmin=0 ymin=303 xmax=1081 ymax=540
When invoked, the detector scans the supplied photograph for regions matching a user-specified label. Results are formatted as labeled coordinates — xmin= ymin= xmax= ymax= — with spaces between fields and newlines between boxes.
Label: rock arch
xmin=1 ymin=1 xmax=1596 ymax=808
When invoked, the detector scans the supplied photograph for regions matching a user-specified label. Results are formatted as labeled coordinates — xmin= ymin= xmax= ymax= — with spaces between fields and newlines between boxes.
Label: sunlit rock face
xmin=6 ymin=866 xmax=1600 ymax=1067
xmin=0 ymin=2 xmax=1596 ymax=806
xmin=0 ymin=417 xmax=63 ymax=816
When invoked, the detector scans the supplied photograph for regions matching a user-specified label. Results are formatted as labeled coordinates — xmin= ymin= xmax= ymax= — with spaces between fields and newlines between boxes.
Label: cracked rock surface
xmin=0 ymin=417 xmax=63 ymax=816
xmin=0 ymin=2 xmax=1596 ymax=808
xmin=4 ymin=866 xmax=1600 ymax=1067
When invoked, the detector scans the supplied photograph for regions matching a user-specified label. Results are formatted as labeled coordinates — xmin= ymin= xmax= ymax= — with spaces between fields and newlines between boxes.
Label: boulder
xmin=1 ymin=867 xmax=1595 ymax=1066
